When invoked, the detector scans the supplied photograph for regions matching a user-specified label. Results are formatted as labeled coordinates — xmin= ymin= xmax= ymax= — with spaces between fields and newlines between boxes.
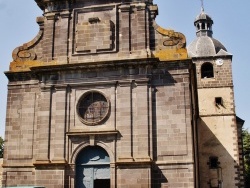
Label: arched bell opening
xmin=75 ymin=146 xmax=110 ymax=188
xmin=201 ymin=62 xmax=214 ymax=79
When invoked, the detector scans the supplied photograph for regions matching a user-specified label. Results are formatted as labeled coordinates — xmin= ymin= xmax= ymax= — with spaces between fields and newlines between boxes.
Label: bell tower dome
xmin=187 ymin=9 xmax=229 ymax=58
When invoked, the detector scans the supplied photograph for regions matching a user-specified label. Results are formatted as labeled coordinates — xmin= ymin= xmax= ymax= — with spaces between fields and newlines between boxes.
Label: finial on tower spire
xmin=200 ymin=0 xmax=204 ymax=12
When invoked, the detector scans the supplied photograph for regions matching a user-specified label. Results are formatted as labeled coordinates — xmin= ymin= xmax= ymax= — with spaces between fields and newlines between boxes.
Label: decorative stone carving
xmin=152 ymin=21 xmax=188 ymax=61
xmin=162 ymin=32 xmax=185 ymax=49
xmin=154 ymin=23 xmax=186 ymax=49
xmin=12 ymin=17 xmax=44 ymax=63
xmin=10 ymin=17 xmax=45 ymax=72
xmin=12 ymin=48 xmax=36 ymax=62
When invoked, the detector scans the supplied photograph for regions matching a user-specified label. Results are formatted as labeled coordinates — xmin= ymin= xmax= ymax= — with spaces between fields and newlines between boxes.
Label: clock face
xmin=77 ymin=91 xmax=109 ymax=125
xmin=216 ymin=59 xmax=224 ymax=66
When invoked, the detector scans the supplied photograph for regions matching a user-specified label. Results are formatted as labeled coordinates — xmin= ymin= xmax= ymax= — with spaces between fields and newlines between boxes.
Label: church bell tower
xmin=188 ymin=9 xmax=244 ymax=188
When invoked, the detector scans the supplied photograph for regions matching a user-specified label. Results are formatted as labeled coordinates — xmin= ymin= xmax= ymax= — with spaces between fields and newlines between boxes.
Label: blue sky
xmin=0 ymin=0 xmax=249 ymax=137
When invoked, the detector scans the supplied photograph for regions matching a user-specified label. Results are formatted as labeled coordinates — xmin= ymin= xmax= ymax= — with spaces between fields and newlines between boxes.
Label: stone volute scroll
xmin=9 ymin=17 xmax=47 ymax=72
xmin=152 ymin=21 xmax=188 ymax=61
xmin=10 ymin=17 xmax=44 ymax=72
xmin=9 ymin=15 xmax=62 ymax=72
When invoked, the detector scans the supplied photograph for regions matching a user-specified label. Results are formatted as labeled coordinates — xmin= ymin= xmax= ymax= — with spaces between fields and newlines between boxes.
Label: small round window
xmin=77 ymin=91 xmax=110 ymax=125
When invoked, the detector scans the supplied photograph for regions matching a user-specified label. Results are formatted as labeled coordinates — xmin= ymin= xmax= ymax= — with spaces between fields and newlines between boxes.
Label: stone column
xmin=51 ymin=88 xmax=67 ymax=163
xmin=116 ymin=81 xmax=133 ymax=161
xmin=54 ymin=11 xmax=71 ymax=64
xmin=133 ymin=80 xmax=150 ymax=160
xmin=131 ymin=4 xmax=147 ymax=52
xmin=43 ymin=13 xmax=57 ymax=62
xmin=119 ymin=5 xmax=131 ymax=54
xmin=35 ymin=86 xmax=53 ymax=163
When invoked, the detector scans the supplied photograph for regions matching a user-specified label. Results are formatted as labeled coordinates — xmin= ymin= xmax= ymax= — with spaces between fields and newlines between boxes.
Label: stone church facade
xmin=1 ymin=0 xmax=244 ymax=187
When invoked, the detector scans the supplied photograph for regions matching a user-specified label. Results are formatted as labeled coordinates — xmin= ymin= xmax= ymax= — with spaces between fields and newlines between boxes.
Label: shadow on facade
xmin=152 ymin=165 xmax=168 ymax=187
xmin=150 ymin=71 xmax=176 ymax=188
xmin=151 ymin=70 xmax=177 ymax=161
xmin=198 ymin=118 xmax=242 ymax=188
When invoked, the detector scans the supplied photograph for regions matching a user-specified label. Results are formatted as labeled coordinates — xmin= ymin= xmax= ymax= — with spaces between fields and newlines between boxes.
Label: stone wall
xmin=198 ymin=116 xmax=240 ymax=188
xmin=3 ymin=59 xmax=196 ymax=188
xmin=194 ymin=58 xmax=233 ymax=88
xmin=194 ymin=55 xmax=242 ymax=187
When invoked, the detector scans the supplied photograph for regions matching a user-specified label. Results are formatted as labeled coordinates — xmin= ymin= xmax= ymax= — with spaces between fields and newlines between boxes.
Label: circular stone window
xmin=77 ymin=91 xmax=110 ymax=125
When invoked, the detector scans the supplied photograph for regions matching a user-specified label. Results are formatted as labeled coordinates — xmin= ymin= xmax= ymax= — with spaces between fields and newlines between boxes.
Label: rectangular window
xmin=215 ymin=97 xmax=223 ymax=106
xmin=209 ymin=156 xmax=219 ymax=169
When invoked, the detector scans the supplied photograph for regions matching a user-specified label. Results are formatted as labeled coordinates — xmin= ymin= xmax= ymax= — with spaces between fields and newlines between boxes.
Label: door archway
xmin=75 ymin=146 xmax=110 ymax=188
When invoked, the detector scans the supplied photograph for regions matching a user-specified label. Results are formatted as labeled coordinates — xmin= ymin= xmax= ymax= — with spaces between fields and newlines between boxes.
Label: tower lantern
xmin=194 ymin=9 xmax=214 ymax=37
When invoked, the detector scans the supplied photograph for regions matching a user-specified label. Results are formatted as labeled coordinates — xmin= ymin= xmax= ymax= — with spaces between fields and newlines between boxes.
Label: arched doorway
xmin=75 ymin=146 xmax=110 ymax=188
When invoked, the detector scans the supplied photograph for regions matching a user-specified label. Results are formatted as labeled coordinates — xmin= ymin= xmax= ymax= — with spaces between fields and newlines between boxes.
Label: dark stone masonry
xmin=1 ymin=0 xmax=245 ymax=187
